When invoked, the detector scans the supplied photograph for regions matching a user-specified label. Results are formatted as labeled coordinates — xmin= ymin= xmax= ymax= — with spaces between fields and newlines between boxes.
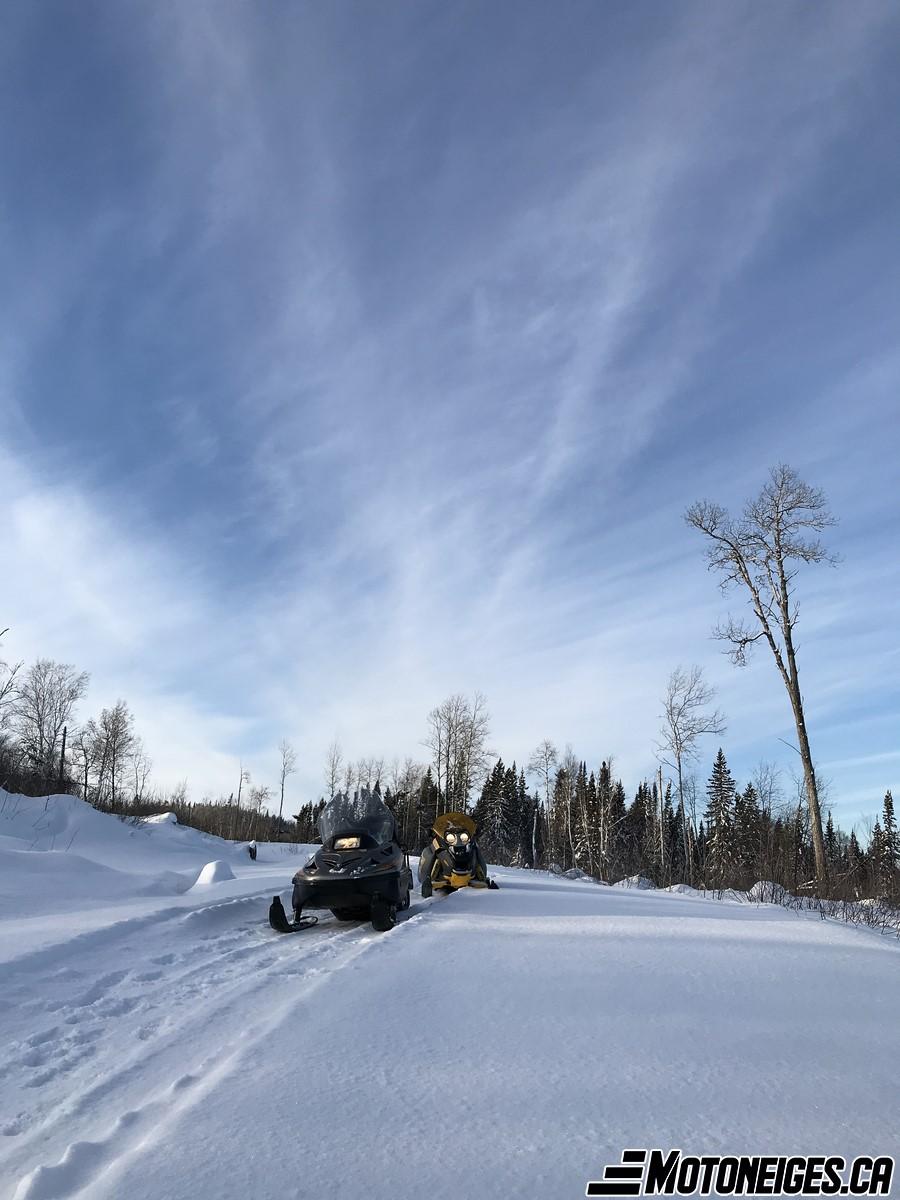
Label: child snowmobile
xmin=269 ymin=788 xmax=413 ymax=934
xmin=418 ymin=812 xmax=498 ymax=897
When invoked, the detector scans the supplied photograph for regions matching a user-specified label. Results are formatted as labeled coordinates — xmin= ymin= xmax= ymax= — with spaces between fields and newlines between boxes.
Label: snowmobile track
xmin=2 ymin=894 xmax=426 ymax=1200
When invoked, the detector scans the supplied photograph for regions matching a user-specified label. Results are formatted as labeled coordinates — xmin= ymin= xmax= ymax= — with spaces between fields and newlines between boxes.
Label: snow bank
xmin=0 ymin=789 xmax=242 ymax=876
xmin=191 ymin=860 xmax=236 ymax=886
xmin=613 ymin=873 xmax=655 ymax=889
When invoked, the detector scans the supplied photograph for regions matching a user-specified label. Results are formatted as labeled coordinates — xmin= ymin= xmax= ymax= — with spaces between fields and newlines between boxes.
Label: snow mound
xmin=192 ymin=860 xmax=236 ymax=886
xmin=749 ymin=880 xmax=789 ymax=903
xmin=614 ymin=874 xmax=655 ymax=889
xmin=0 ymin=789 xmax=242 ymax=878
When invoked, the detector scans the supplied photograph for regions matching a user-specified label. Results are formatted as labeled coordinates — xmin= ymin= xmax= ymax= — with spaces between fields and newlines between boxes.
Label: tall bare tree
xmin=85 ymin=700 xmax=135 ymax=808
xmin=657 ymin=665 xmax=726 ymax=884
xmin=686 ymin=464 xmax=836 ymax=887
xmin=15 ymin=659 xmax=88 ymax=779
xmin=0 ymin=629 xmax=22 ymax=734
xmin=527 ymin=739 xmax=558 ymax=809
xmin=130 ymin=737 xmax=153 ymax=803
xmin=324 ymin=740 xmax=343 ymax=801
xmin=277 ymin=738 xmax=297 ymax=824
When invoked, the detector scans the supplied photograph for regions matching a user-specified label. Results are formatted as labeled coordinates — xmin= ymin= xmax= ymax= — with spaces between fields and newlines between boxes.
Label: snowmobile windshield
xmin=318 ymin=792 xmax=397 ymax=848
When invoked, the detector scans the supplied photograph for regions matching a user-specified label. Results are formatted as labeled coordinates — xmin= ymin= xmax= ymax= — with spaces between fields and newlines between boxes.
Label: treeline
xmin=341 ymin=742 xmax=896 ymax=903
xmin=0 ymin=651 xmax=153 ymax=808
xmin=2 ymin=637 xmax=897 ymax=905
xmin=0 ymin=639 xmax=299 ymax=840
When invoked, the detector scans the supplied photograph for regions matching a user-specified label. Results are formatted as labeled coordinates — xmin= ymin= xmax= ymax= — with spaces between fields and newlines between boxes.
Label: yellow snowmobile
xmin=418 ymin=812 xmax=498 ymax=896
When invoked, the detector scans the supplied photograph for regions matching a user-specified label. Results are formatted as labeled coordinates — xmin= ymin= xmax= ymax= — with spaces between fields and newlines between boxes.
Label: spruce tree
xmin=870 ymin=820 xmax=886 ymax=896
xmin=416 ymin=768 xmax=440 ymax=847
xmin=734 ymin=783 xmax=761 ymax=884
xmin=881 ymin=791 xmax=898 ymax=897
xmin=704 ymin=748 xmax=737 ymax=888
xmin=607 ymin=778 xmax=627 ymax=878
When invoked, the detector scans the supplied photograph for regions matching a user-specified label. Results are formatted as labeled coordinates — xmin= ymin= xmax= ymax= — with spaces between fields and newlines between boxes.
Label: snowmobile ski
xmin=268 ymin=895 xmax=318 ymax=933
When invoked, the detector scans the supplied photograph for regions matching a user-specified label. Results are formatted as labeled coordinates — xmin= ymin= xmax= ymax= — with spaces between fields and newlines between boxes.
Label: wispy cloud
xmin=1 ymin=1 xmax=898 ymax=826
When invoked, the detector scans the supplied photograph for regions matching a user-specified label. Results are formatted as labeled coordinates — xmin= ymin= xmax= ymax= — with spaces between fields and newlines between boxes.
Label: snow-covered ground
xmin=1 ymin=792 xmax=897 ymax=1200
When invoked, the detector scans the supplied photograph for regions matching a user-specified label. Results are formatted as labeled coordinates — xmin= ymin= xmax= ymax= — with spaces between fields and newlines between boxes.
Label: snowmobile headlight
xmin=459 ymin=831 xmax=470 ymax=843
xmin=445 ymin=832 xmax=457 ymax=845
xmin=334 ymin=836 xmax=361 ymax=850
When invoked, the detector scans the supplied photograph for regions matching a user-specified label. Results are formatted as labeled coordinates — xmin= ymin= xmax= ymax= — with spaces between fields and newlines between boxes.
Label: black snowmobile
xmin=418 ymin=812 xmax=498 ymax=897
xmin=269 ymin=789 xmax=413 ymax=934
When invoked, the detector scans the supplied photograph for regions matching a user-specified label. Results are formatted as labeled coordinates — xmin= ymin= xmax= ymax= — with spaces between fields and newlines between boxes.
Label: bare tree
xmin=324 ymin=740 xmax=343 ymax=801
xmin=73 ymin=725 xmax=96 ymax=801
xmin=686 ymin=464 xmax=836 ymax=886
xmin=247 ymin=783 xmax=271 ymax=841
xmin=559 ymin=745 xmax=580 ymax=870
xmin=0 ymin=629 xmax=22 ymax=732
xmin=424 ymin=692 xmax=491 ymax=812
xmin=527 ymin=739 xmax=558 ymax=809
xmin=277 ymin=738 xmax=297 ymax=825
xmin=86 ymin=700 xmax=135 ymax=808
xmin=236 ymin=762 xmax=251 ymax=807
xmin=130 ymin=737 xmax=153 ymax=803
xmin=656 ymin=665 xmax=726 ymax=885
xmin=15 ymin=659 xmax=89 ymax=779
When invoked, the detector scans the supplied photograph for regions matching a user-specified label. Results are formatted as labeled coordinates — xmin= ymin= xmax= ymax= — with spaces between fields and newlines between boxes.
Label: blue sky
xmin=2 ymin=1 xmax=898 ymax=829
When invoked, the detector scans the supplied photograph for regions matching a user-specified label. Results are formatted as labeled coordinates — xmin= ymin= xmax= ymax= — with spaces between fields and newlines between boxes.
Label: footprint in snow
xmin=25 ymin=1026 xmax=60 ymax=1048
xmin=97 ymin=996 xmax=139 ymax=1018
xmin=71 ymin=969 xmax=129 ymax=1008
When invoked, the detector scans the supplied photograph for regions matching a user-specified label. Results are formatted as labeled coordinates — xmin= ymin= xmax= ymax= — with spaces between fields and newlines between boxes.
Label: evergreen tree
xmin=416 ymin=768 xmax=440 ymax=847
xmin=734 ymin=782 xmax=761 ymax=885
xmin=606 ymin=778 xmax=627 ymax=878
xmin=846 ymin=831 xmax=864 ymax=895
xmin=531 ymin=795 xmax=547 ymax=869
xmin=500 ymin=761 xmax=522 ymax=859
xmin=704 ymin=749 xmax=736 ymax=888
xmin=824 ymin=811 xmax=837 ymax=866
xmin=474 ymin=758 xmax=505 ymax=857
xmin=549 ymin=765 xmax=573 ymax=869
xmin=881 ymin=790 xmax=898 ymax=898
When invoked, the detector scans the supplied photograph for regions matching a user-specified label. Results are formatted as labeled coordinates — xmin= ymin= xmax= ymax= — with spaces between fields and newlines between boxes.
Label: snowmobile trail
xmin=4 ymin=870 xmax=897 ymax=1200
xmin=1 ymin=887 xmax=429 ymax=1200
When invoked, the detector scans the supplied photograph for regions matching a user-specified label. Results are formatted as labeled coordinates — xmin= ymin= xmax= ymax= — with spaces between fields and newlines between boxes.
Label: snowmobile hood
xmin=433 ymin=812 xmax=477 ymax=839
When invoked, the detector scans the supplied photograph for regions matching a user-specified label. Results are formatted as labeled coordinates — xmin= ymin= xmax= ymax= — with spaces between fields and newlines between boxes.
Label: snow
xmin=613 ymin=872 xmax=656 ymax=889
xmin=1 ymin=789 xmax=898 ymax=1200
xmin=191 ymin=860 xmax=236 ymax=886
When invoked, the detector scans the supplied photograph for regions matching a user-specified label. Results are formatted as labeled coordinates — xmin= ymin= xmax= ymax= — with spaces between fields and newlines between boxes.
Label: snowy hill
xmin=1 ymin=791 xmax=897 ymax=1200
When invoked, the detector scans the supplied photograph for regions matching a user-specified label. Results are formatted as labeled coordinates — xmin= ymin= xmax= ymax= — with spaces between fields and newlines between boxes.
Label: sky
xmin=2 ymin=1 xmax=898 ymax=831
